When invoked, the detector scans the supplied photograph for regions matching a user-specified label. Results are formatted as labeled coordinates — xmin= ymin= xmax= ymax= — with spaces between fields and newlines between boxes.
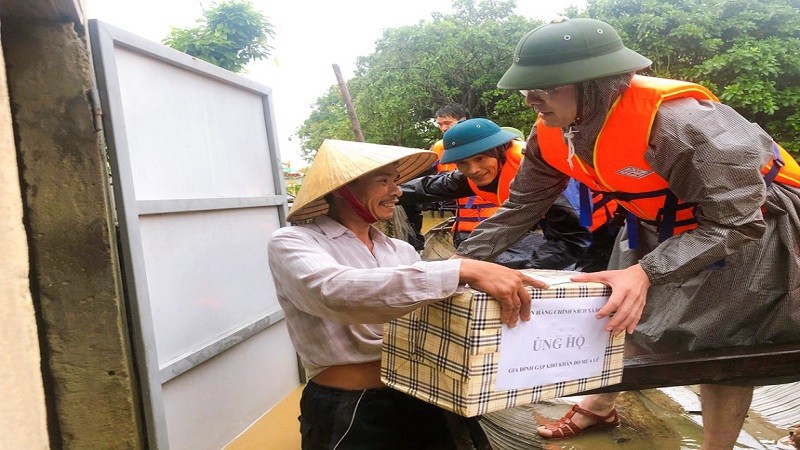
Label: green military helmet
xmin=440 ymin=118 xmax=518 ymax=164
xmin=498 ymin=17 xmax=652 ymax=90
xmin=501 ymin=126 xmax=525 ymax=141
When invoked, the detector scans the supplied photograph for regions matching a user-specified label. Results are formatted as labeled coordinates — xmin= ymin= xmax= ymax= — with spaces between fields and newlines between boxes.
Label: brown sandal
xmin=537 ymin=404 xmax=621 ymax=439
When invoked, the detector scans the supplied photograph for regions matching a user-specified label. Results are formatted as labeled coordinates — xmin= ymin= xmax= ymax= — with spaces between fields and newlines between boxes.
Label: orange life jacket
xmin=537 ymin=75 xmax=800 ymax=241
xmin=584 ymin=191 xmax=621 ymax=233
xmin=460 ymin=140 xmax=609 ymax=232
xmin=430 ymin=140 xmax=457 ymax=173
xmin=431 ymin=139 xmax=499 ymax=233
xmin=450 ymin=141 xmax=525 ymax=232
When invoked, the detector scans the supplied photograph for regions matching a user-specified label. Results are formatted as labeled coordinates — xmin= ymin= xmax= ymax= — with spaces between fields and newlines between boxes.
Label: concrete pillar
xmin=2 ymin=19 xmax=142 ymax=448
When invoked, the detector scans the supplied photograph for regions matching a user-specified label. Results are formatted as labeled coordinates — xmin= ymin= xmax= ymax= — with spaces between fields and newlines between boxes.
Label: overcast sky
xmin=86 ymin=0 xmax=586 ymax=168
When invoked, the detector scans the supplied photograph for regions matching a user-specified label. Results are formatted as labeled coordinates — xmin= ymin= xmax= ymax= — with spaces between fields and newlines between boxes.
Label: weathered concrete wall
xmin=2 ymin=0 xmax=84 ymax=24
xmin=0 ymin=22 xmax=49 ymax=450
xmin=2 ymin=19 xmax=143 ymax=448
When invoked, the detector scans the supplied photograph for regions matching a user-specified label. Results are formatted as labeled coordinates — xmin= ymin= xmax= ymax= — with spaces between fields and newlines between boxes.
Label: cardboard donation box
xmin=381 ymin=269 xmax=624 ymax=417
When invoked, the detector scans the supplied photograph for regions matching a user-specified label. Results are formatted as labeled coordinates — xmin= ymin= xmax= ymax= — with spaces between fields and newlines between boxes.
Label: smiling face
xmin=521 ymin=84 xmax=579 ymax=128
xmin=346 ymin=165 xmax=402 ymax=221
xmin=455 ymin=152 xmax=500 ymax=187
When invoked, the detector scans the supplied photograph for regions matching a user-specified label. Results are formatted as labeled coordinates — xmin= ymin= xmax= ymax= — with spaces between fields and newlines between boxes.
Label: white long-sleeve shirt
xmin=268 ymin=215 xmax=462 ymax=379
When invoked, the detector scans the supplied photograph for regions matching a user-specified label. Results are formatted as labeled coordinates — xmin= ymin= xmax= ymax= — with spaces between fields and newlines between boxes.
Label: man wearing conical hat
xmin=268 ymin=139 xmax=544 ymax=449
xmin=454 ymin=17 xmax=800 ymax=447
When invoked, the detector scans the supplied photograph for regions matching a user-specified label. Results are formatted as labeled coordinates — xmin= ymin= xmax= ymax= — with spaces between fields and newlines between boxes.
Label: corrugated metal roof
xmin=751 ymin=382 xmax=800 ymax=429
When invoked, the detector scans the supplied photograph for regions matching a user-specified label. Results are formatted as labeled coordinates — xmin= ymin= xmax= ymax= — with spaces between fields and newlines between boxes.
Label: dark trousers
xmin=299 ymin=381 xmax=459 ymax=450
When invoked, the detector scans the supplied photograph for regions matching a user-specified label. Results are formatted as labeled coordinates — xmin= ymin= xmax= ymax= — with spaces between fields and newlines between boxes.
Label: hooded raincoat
xmin=457 ymin=74 xmax=800 ymax=352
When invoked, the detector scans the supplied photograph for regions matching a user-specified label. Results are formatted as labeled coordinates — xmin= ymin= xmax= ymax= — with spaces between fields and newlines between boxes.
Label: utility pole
xmin=332 ymin=64 xmax=364 ymax=142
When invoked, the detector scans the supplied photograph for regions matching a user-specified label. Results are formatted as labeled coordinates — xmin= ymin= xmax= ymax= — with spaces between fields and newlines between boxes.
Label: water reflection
xmin=479 ymin=389 xmax=782 ymax=449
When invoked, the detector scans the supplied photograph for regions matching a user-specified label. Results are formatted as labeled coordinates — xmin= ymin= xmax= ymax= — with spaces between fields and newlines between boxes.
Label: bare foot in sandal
xmin=537 ymin=403 xmax=621 ymax=439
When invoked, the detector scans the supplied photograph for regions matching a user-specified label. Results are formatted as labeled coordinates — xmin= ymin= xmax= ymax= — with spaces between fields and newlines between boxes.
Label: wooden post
xmin=332 ymin=63 xmax=365 ymax=142
xmin=332 ymin=64 xmax=413 ymax=241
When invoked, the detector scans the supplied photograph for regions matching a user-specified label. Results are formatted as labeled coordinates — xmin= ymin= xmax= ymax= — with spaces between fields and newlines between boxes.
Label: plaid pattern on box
xmin=381 ymin=269 xmax=624 ymax=417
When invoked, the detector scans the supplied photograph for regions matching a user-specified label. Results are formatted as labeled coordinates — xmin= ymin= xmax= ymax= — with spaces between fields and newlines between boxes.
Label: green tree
xmin=163 ymin=0 xmax=275 ymax=72
xmin=298 ymin=0 xmax=800 ymax=161
xmin=296 ymin=86 xmax=359 ymax=162
xmin=582 ymin=0 xmax=800 ymax=154
xmin=297 ymin=0 xmax=542 ymax=160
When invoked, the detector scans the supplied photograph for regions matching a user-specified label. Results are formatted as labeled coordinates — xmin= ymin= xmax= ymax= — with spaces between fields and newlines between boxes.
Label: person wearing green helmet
xmin=399 ymin=117 xmax=591 ymax=270
xmin=426 ymin=103 xmax=500 ymax=243
xmin=454 ymin=17 xmax=800 ymax=447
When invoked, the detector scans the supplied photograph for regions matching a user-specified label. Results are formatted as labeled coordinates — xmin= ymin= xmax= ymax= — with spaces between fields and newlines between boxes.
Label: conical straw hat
xmin=287 ymin=139 xmax=437 ymax=222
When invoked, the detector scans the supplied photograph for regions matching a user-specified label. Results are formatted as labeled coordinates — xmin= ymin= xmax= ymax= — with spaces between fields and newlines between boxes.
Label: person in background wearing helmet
xmin=454 ymin=17 xmax=800 ymax=448
xmin=428 ymin=103 xmax=504 ymax=246
xmin=400 ymin=117 xmax=590 ymax=270
xmin=398 ymin=103 xmax=468 ymax=250
xmin=268 ymin=139 xmax=544 ymax=449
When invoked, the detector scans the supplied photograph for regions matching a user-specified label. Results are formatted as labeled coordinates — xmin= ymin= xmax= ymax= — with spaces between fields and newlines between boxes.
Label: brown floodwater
xmin=479 ymin=388 xmax=788 ymax=450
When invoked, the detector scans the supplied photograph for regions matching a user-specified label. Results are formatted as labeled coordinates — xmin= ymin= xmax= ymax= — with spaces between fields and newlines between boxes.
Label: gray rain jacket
xmin=458 ymin=74 xmax=800 ymax=351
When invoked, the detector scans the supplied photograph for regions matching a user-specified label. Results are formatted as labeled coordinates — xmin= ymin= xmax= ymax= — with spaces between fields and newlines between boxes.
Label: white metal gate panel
xmin=89 ymin=20 xmax=299 ymax=449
